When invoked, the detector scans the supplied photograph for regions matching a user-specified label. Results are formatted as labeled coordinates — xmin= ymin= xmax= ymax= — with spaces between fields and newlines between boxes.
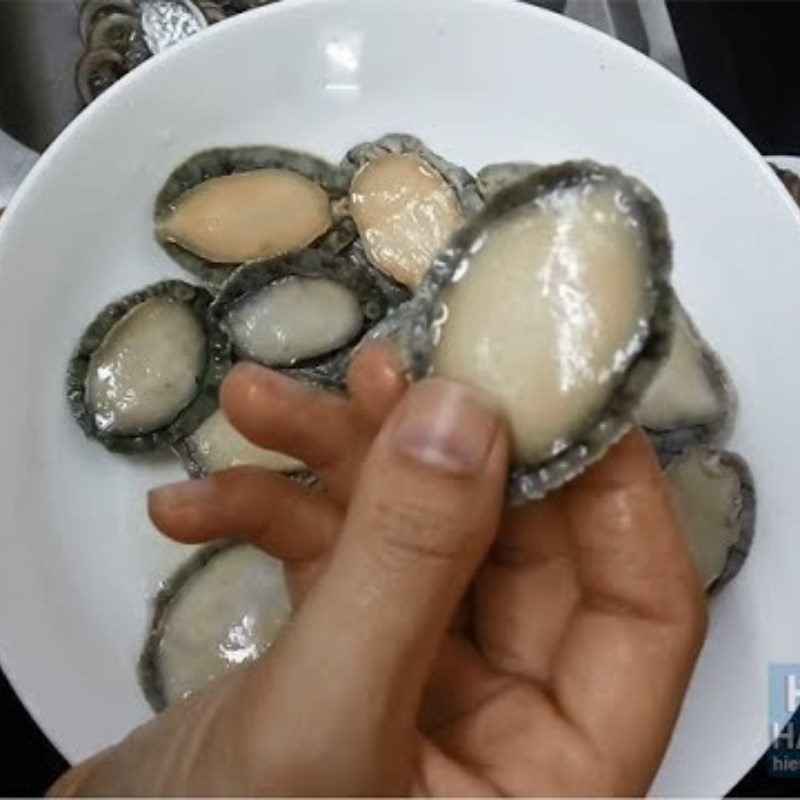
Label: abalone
xmin=155 ymin=146 xmax=353 ymax=288
xmin=138 ymin=541 xmax=290 ymax=710
xmin=342 ymin=133 xmax=483 ymax=288
xmin=210 ymin=249 xmax=388 ymax=384
xmin=378 ymin=161 xmax=673 ymax=501
xmin=66 ymin=280 xmax=230 ymax=453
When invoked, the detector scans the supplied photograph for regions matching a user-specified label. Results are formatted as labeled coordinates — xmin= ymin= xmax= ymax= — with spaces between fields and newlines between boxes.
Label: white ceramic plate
xmin=1 ymin=0 xmax=798 ymax=794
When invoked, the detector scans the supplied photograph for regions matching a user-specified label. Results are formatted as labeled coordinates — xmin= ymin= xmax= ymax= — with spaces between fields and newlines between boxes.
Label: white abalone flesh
xmin=139 ymin=542 xmax=291 ymax=710
xmin=66 ymin=280 xmax=230 ymax=452
xmin=636 ymin=300 xmax=736 ymax=454
xmin=210 ymin=249 xmax=388 ymax=383
xmin=228 ymin=278 xmax=362 ymax=365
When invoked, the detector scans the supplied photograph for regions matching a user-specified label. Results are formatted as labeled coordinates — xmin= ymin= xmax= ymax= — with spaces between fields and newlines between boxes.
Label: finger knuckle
xmin=368 ymin=497 xmax=467 ymax=571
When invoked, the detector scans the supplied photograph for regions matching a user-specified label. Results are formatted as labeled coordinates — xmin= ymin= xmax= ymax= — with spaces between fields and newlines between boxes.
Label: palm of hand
xmin=150 ymin=348 xmax=706 ymax=797
xmin=282 ymin=464 xmax=701 ymax=796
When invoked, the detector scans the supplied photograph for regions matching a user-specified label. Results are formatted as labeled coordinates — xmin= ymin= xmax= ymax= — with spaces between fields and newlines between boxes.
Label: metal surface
xmin=0 ymin=0 xmax=686 ymax=206
xmin=139 ymin=0 xmax=207 ymax=55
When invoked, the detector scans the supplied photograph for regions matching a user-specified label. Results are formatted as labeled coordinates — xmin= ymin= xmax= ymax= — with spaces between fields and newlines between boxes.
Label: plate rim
xmin=0 ymin=0 xmax=796 ymax=790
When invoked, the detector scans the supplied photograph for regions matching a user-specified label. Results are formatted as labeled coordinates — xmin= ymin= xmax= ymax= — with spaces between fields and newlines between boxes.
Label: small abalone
xmin=66 ymin=280 xmax=230 ymax=453
xmin=138 ymin=541 xmax=290 ymax=710
xmin=210 ymin=249 xmax=388 ymax=383
xmin=664 ymin=446 xmax=755 ymax=593
xmin=342 ymin=134 xmax=483 ymax=289
xmin=155 ymin=146 xmax=353 ymax=288
xmin=635 ymin=300 xmax=736 ymax=455
xmin=384 ymin=161 xmax=673 ymax=500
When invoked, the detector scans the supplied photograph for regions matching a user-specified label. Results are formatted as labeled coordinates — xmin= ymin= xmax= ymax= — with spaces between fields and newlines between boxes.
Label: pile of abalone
xmin=64 ymin=134 xmax=755 ymax=709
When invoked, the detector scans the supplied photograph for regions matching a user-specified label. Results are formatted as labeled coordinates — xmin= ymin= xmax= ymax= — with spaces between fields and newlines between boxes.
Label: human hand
xmin=51 ymin=346 xmax=706 ymax=797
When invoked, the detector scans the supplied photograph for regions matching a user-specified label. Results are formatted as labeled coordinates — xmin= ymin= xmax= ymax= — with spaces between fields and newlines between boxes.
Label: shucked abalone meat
xmin=66 ymin=280 xmax=230 ymax=452
xmin=155 ymin=146 xmax=354 ymax=289
xmin=386 ymin=161 xmax=673 ymax=500
xmin=209 ymin=248 xmax=388 ymax=384
xmin=139 ymin=541 xmax=291 ymax=711
xmin=63 ymin=133 xmax=756 ymax=711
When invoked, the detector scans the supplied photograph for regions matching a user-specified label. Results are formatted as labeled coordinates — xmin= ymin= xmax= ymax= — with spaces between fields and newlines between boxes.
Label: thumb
xmin=319 ymin=378 xmax=508 ymax=699
xmin=259 ymin=379 xmax=507 ymax=774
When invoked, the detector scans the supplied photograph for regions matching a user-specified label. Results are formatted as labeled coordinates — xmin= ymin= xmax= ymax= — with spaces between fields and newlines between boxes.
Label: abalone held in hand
xmin=139 ymin=541 xmax=290 ymax=711
xmin=66 ymin=280 xmax=230 ymax=453
xmin=393 ymin=161 xmax=673 ymax=501
xmin=342 ymin=134 xmax=483 ymax=289
xmin=209 ymin=249 xmax=388 ymax=384
xmin=155 ymin=146 xmax=353 ymax=288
